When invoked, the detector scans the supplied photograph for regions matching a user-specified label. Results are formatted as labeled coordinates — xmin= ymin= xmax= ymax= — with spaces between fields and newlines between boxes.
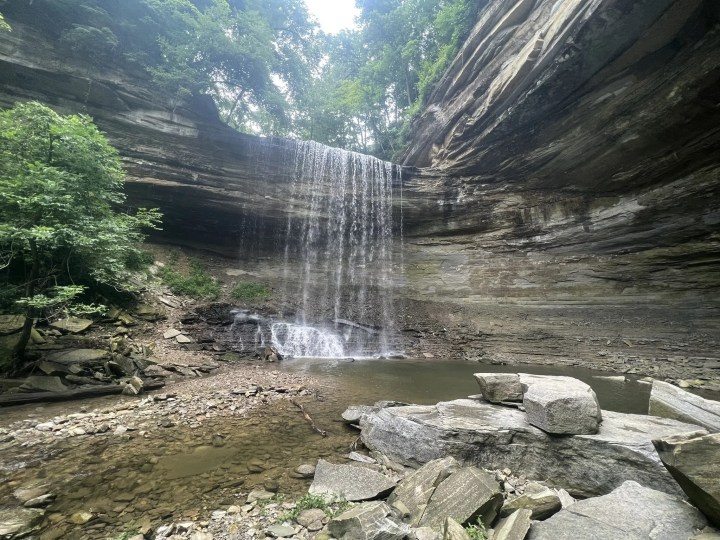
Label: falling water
xmin=275 ymin=141 xmax=399 ymax=358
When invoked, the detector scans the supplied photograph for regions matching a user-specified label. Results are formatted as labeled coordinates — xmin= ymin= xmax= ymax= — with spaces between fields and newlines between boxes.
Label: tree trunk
xmin=12 ymin=242 xmax=39 ymax=364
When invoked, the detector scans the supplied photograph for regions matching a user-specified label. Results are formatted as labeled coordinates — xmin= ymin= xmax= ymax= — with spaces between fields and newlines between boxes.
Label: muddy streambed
xmin=1 ymin=358 xmax=717 ymax=539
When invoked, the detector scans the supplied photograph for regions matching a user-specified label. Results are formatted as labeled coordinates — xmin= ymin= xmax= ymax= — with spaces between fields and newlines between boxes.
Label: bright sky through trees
xmin=305 ymin=0 xmax=358 ymax=34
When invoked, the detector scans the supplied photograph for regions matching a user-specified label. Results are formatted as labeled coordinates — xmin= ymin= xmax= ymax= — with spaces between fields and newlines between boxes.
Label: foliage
xmin=158 ymin=259 xmax=220 ymax=300
xmin=465 ymin=518 xmax=489 ymax=540
xmin=231 ymin=281 xmax=271 ymax=302
xmin=0 ymin=102 xmax=161 ymax=362
xmin=0 ymin=13 xmax=10 ymax=32
xmin=277 ymin=494 xmax=349 ymax=523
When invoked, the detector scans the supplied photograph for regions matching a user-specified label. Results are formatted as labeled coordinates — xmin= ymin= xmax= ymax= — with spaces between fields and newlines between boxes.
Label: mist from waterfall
xmin=274 ymin=140 xmax=400 ymax=358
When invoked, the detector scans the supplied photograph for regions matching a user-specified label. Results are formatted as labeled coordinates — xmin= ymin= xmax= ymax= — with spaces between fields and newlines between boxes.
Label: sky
xmin=304 ymin=0 xmax=359 ymax=34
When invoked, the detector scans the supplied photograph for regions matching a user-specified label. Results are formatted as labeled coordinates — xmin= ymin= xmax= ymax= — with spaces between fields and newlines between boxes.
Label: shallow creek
xmin=0 ymin=359 xmax=714 ymax=539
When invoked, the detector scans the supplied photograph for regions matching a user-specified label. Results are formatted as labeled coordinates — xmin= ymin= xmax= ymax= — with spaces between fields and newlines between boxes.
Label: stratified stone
xmin=45 ymin=349 xmax=108 ymax=365
xmin=500 ymin=483 xmax=561 ymax=520
xmin=442 ymin=517 xmax=471 ymax=540
xmin=388 ymin=456 xmax=460 ymax=526
xmin=49 ymin=317 xmax=93 ymax=333
xmin=653 ymin=431 xmax=720 ymax=527
xmin=493 ymin=509 xmax=532 ymax=540
xmin=528 ymin=481 xmax=707 ymax=539
xmin=649 ymin=380 xmax=720 ymax=433
xmin=520 ymin=375 xmax=601 ymax=435
xmin=418 ymin=467 xmax=502 ymax=530
xmin=18 ymin=376 xmax=68 ymax=393
xmin=309 ymin=460 xmax=396 ymax=502
xmin=473 ymin=373 xmax=523 ymax=403
xmin=328 ymin=501 xmax=408 ymax=540
xmin=360 ymin=399 xmax=705 ymax=497
xmin=0 ymin=508 xmax=45 ymax=537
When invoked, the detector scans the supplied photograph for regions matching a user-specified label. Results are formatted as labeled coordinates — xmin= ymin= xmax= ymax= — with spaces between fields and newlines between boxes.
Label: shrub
xmin=230 ymin=281 xmax=271 ymax=302
xmin=159 ymin=259 xmax=220 ymax=300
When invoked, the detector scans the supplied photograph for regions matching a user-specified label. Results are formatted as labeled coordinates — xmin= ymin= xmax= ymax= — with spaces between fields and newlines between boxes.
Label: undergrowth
xmin=158 ymin=258 xmax=220 ymax=300
xmin=231 ymin=281 xmax=271 ymax=302
xmin=465 ymin=518 xmax=488 ymax=540
xmin=277 ymin=494 xmax=350 ymax=523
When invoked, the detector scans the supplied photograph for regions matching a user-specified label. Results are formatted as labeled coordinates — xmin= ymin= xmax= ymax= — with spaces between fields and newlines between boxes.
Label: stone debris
xmin=653 ymin=431 xmax=720 ymax=527
xmin=309 ymin=459 xmax=397 ymax=501
xmin=649 ymin=380 xmax=720 ymax=433
xmin=328 ymin=501 xmax=408 ymax=540
xmin=527 ymin=480 xmax=708 ymax=539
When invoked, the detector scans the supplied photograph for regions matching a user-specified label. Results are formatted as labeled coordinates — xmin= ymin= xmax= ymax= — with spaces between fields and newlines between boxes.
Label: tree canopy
xmin=1 ymin=0 xmax=482 ymax=159
xmin=0 ymin=102 xmax=161 ymax=364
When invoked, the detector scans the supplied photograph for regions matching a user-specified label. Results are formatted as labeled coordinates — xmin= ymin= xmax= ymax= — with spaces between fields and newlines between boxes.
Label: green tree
xmin=0 ymin=102 xmax=161 ymax=367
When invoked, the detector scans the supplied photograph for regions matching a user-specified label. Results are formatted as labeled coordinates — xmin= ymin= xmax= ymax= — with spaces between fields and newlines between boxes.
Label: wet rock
xmin=18 ymin=376 xmax=68 ymax=393
xmin=45 ymin=349 xmax=108 ymax=365
xmin=69 ymin=511 xmax=93 ymax=525
xmin=418 ymin=467 xmax=502 ymax=530
xmin=360 ymin=399 xmax=703 ymax=497
xmin=521 ymin=375 xmax=602 ymax=435
xmin=293 ymin=463 xmax=316 ymax=478
xmin=387 ymin=456 xmax=459 ymax=525
xmin=493 ymin=509 xmax=532 ymax=540
xmin=649 ymin=380 xmax=720 ymax=433
xmin=328 ymin=501 xmax=408 ymax=540
xmin=342 ymin=405 xmax=377 ymax=424
xmin=13 ymin=486 xmax=50 ymax=505
xmin=442 ymin=517 xmax=470 ymax=540
xmin=528 ymin=481 xmax=708 ymax=539
xmin=500 ymin=482 xmax=561 ymax=520
xmin=473 ymin=373 xmax=523 ymax=403
xmin=309 ymin=459 xmax=396 ymax=502
xmin=296 ymin=508 xmax=326 ymax=531
xmin=49 ymin=317 xmax=93 ymax=334
xmin=653 ymin=431 xmax=720 ymax=527
xmin=0 ymin=507 xmax=45 ymax=538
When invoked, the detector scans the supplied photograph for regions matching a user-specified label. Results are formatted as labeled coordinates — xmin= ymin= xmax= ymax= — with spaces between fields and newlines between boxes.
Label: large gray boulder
xmin=328 ymin=501 xmax=408 ymax=540
xmin=473 ymin=373 xmax=522 ymax=403
xmin=520 ymin=374 xmax=601 ymax=435
xmin=649 ymin=380 xmax=720 ymax=433
xmin=653 ymin=431 xmax=720 ymax=527
xmin=387 ymin=457 xmax=459 ymax=526
xmin=418 ymin=467 xmax=502 ymax=530
xmin=309 ymin=460 xmax=396 ymax=502
xmin=493 ymin=509 xmax=532 ymax=540
xmin=528 ymin=480 xmax=708 ymax=539
xmin=360 ymin=399 xmax=705 ymax=497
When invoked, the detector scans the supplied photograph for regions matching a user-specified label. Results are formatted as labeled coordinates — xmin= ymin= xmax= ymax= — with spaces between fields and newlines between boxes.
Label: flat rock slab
xmin=328 ymin=501 xmax=407 ymax=540
xmin=49 ymin=317 xmax=93 ymax=333
xmin=45 ymin=349 xmax=108 ymax=365
xmin=309 ymin=459 xmax=396 ymax=501
xmin=418 ymin=467 xmax=502 ymax=530
xmin=360 ymin=399 xmax=705 ymax=498
xmin=0 ymin=315 xmax=25 ymax=335
xmin=0 ymin=507 xmax=45 ymax=537
xmin=654 ymin=431 xmax=720 ymax=527
xmin=473 ymin=373 xmax=522 ymax=403
xmin=163 ymin=329 xmax=182 ymax=339
xmin=649 ymin=380 xmax=720 ymax=433
xmin=18 ymin=376 xmax=68 ymax=393
xmin=388 ymin=456 xmax=459 ymax=526
xmin=520 ymin=374 xmax=601 ymax=434
xmin=528 ymin=480 xmax=708 ymax=539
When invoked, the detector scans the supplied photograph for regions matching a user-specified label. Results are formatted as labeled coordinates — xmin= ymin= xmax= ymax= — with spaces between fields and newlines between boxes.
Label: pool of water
xmin=281 ymin=357 xmax=656 ymax=414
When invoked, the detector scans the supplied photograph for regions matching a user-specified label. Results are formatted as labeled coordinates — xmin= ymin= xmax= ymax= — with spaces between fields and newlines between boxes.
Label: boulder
xmin=328 ymin=501 xmax=408 ymax=540
xmin=0 ymin=314 xmax=25 ymax=335
xmin=473 ymin=373 xmax=523 ymax=403
xmin=45 ymin=349 xmax=108 ymax=365
xmin=49 ymin=317 xmax=92 ymax=333
xmin=528 ymin=480 xmax=708 ymax=539
xmin=296 ymin=508 xmax=326 ymax=531
xmin=442 ymin=517 xmax=470 ymax=540
xmin=649 ymin=380 xmax=720 ymax=433
xmin=653 ymin=431 xmax=720 ymax=527
xmin=342 ymin=405 xmax=378 ymax=424
xmin=0 ymin=507 xmax=45 ymax=538
xmin=500 ymin=482 xmax=561 ymax=520
xmin=388 ymin=456 xmax=459 ymax=526
xmin=493 ymin=509 xmax=532 ymax=540
xmin=360 ymin=399 xmax=705 ymax=497
xmin=18 ymin=376 xmax=68 ymax=393
xmin=418 ymin=467 xmax=502 ymax=530
xmin=309 ymin=459 xmax=396 ymax=502
xmin=520 ymin=375 xmax=601 ymax=435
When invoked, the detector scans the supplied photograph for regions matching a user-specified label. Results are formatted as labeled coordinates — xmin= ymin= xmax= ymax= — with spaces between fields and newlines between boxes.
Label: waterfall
xmin=276 ymin=141 xmax=399 ymax=358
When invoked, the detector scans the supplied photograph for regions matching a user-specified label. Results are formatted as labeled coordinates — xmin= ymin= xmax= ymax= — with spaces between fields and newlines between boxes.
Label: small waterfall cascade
xmin=273 ymin=140 xmax=401 ymax=358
